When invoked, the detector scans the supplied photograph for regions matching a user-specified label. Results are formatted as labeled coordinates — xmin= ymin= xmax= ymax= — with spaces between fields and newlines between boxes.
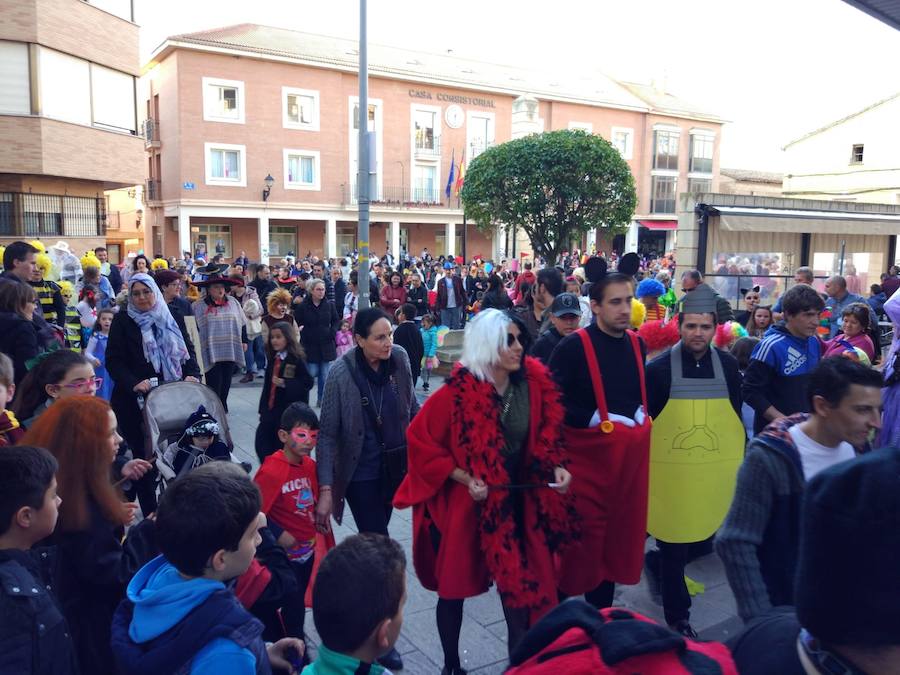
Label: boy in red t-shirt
xmin=254 ymin=402 xmax=319 ymax=640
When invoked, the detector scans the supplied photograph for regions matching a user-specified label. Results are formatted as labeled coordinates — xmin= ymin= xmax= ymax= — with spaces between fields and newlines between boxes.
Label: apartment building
xmin=0 ymin=0 xmax=144 ymax=258
xmin=142 ymin=24 xmax=724 ymax=263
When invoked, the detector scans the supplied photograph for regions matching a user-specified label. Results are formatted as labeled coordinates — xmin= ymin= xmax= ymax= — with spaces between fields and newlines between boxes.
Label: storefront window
xmin=336 ymin=225 xmax=356 ymax=256
xmin=191 ymin=224 xmax=232 ymax=259
xmin=812 ymin=251 xmax=882 ymax=296
xmin=269 ymin=225 xmax=296 ymax=258
xmin=708 ymin=251 xmax=791 ymax=305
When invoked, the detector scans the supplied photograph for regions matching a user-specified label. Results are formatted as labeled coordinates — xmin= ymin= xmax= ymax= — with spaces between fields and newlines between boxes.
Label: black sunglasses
xmin=506 ymin=332 xmax=525 ymax=347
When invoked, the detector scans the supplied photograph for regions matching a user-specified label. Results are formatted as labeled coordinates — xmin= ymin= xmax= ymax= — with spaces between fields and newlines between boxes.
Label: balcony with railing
xmin=414 ymin=132 xmax=441 ymax=158
xmin=142 ymin=118 xmax=160 ymax=150
xmin=145 ymin=179 xmax=161 ymax=203
xmin=341 ymin=183 xmax=451 ymax=209
xmin=468 ymin=141 xmax=495 ymax=160
xmin=0 ymin=192 xmax=106 ymax=237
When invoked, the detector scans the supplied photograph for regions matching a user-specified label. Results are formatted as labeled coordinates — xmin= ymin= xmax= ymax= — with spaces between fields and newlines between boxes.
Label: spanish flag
xmin=453 ymin=149 xmax=466 ymax=197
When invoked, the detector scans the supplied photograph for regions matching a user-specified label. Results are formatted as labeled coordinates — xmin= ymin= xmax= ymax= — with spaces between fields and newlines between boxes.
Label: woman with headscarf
xmin=106 ymin=272 xmax=200 ymax=512
xmin=191 ymin=263 xmax=247 ymax=412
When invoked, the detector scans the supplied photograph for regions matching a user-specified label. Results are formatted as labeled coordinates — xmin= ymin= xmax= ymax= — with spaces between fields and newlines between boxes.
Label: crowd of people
xmin=0 ymin=237 xmax=898 ymax=675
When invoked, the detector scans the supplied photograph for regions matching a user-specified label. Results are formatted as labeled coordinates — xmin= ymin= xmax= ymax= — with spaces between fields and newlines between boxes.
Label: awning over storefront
xmin=713 ymin=205 xmax=900 ymax=236
xmin=638 ymin=219 xmax=678 ymax=230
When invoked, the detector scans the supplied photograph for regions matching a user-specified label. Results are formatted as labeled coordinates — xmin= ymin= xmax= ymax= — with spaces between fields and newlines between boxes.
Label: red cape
xmin=394 ymin=358 xmax=576 ymax=619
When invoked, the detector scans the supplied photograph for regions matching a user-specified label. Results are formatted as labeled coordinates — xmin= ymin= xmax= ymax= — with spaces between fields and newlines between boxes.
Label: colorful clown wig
xmin=636 ymin=278 xmax=666 ymax=299
xmin=714 ymin=321 xmax=749 ymax=350
xmin=638 ymin=319 xmax=681 ymax=356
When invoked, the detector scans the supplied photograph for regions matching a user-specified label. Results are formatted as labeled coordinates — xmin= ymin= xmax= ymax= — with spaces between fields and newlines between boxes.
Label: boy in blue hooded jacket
xmin=110 ymin=462 xmax=304 ymax=675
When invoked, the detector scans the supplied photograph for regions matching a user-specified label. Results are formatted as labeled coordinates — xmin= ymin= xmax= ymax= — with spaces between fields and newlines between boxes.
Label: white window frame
xmin=202 ymin=77 xmax=245 ymax=124
xmin=282 ymin=87 xmax=320 ymax=131
xmin=283 ymin=148 xmax=321 ymax=191
xmin=568 ymin=121 xmax=593 ymax=133
xmin=611 ymin=126 xmax=634 ymax=160
xmin=349 ymin=96 xmax=383 ymax=198
xmin=467 ymin=110 xmax=496 ymax=160
xmin=204 ymin=142 xmax=247 ymax=187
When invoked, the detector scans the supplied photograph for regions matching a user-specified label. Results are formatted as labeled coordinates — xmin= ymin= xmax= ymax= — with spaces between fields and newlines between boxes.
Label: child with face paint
xmin=253 ymin=402 xmax=321 ymax=645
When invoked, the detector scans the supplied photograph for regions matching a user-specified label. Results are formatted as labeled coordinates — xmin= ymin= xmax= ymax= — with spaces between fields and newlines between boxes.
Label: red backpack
xmin=506 ymin=601 xmax=737 ymax=675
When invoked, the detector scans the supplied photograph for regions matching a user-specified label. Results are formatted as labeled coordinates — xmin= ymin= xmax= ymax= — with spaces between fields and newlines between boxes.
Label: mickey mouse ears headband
xmin=583 ymin=252 xmax=640 ymax=283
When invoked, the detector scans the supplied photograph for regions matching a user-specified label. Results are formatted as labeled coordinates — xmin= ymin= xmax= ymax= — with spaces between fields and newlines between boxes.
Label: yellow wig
xmin=35 ymin=253 xmax=53 ymax=277
xmin=58 ymin=280 xmax=74 ymax=301
xmin=630 ymin=298 xmax=647 ymax=330
xmin=150 ymin=258 xmax=169 ymax=271
xmin=80 ymin=251 xmax=101 ymax=270
xmin=29 ymin=239 xmax=46 ymax=254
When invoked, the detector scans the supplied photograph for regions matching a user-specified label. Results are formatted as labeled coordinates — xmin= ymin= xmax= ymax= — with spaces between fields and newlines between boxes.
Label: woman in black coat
xmin=0 ymin=281 xmax=41 ymax=384
xmin=106 ymin=273 xmax=200 ymax=513
xmin=293 ymin=279 xmax=339 ymax=405
xmin=407 ymin=272 xmax=429 ymax=320
xmin=479 ymin=274 xmax=513 ymax=311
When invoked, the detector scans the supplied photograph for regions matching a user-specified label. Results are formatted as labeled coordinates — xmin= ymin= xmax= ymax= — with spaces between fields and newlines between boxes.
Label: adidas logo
xmin=784 ymin=346 xmax=807 ymax=375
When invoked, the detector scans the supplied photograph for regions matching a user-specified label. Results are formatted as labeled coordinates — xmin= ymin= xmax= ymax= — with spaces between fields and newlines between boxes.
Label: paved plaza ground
xmin=226 ymin=374 xmax=743 ymax=674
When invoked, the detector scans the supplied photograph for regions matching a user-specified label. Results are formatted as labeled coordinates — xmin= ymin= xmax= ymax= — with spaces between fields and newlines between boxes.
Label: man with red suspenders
xmin=549 ymin=271 xmax=651 ymax=608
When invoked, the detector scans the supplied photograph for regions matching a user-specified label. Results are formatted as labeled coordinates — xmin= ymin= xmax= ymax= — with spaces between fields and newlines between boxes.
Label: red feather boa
xmin=447 ymin=357 xmax=577 ymax=612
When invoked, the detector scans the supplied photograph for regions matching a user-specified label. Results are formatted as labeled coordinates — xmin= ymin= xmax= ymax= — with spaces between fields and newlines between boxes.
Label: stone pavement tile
xmin=403 ymin=569 xmax=439 ymax=614
xmin=701 ymin=615 xmax=744 ymax=643
xmin=402 ymin=607 xmax=509 ymax=673
xmin=393 ymin=648 xmax=441 ymax=674
xmin=395 ymin=633 xmax=419 ymax=656
xmin=388 ymin=511 xmax=413 ymax=542
xmin=483 ymin=619 xmax=508 ymax=643
xmin=469 ymin=659 xmax=510 ymax=675
xmin=462 ymin=588 xmax=505 ymax=626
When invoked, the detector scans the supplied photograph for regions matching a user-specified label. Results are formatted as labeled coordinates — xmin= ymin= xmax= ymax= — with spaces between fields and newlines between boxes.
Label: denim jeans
xmin=307 ymin=360 xmax=333 ymax=405
xmin=440 ymin=307 xmax=462 ymax=330
xmin=244 ymin=335 xmax=266 ymax=374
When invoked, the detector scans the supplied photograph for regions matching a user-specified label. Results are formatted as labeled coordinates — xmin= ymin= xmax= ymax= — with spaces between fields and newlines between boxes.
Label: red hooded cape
xmin=394 ymin=357 xmax=576 ymax=620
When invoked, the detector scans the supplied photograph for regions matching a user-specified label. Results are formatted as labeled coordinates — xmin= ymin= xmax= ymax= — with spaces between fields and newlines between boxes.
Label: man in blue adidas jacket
xmin=742 ymin=284 xmax=825 ymax=435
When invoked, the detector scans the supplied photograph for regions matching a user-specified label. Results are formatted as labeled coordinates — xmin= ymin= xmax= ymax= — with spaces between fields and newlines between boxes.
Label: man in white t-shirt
xmin=716 ymin=357 xmax=883 ymax=623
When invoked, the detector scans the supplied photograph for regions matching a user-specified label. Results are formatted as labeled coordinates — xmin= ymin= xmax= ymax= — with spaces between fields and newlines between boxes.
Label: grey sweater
xmin=714 ymin=415 xmax=806 ymax=622
xmin=316 ymin=345 xmax=418 ymax=523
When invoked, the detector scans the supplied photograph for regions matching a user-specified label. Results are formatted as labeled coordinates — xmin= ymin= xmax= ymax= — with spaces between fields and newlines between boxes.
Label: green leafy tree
xmin=460 ymin=129 xmax=636 ymax=263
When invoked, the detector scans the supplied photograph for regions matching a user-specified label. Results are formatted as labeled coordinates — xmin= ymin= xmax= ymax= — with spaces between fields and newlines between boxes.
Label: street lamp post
xmin=357 ymin=0 xmax=372 ymax=309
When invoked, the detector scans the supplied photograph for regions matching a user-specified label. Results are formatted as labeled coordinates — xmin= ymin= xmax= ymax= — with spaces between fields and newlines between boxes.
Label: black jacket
xmin=332 ymin=277 xmax=347 ymax=318
xmin=531 ymin=326 xmax=564 ymax=364
xmin=294 ymin=299 xmax=339 ymax=363
xmin=0 ymin=272 xmax=57 ymax=349
xmin=0 ymin=547 xmax=79 ymax=675
xmin=43 ymin=501 xmax=137 ymax=675
xmin=249 ymin=278 xmax=277 ymax=311
xmin=105 ymin=265 xmax=123 ymax=295
xmin=0 ymin=311 xmax=41 ymax=385
xmin=480 ymin=289 xmax=513 ymax=311
xmin=393 ymin=321 xmax=424 ymax=376
xmin=258 ymin=352 xmax=314 ymax=414
xmin=106 ymin=309 xmax=200 ymax=455
xmin=407 ymin=284 xmax=429 ymax=317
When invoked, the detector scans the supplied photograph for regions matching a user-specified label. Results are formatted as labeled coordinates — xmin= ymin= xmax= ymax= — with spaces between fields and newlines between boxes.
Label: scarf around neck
xmin=354 ymin=346 xmax=393 ymax=386
xmin=126 ymin=273 xmax=190 ymax=383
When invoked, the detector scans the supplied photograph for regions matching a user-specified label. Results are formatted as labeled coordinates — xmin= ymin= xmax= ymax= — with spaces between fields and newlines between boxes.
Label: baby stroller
xmin=142 ymin=381 xmax=239 ymax=492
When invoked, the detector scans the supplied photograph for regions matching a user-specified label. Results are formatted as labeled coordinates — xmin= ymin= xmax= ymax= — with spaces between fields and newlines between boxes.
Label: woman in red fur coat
xmin=394 ymin=308 xmax=575 ymax=675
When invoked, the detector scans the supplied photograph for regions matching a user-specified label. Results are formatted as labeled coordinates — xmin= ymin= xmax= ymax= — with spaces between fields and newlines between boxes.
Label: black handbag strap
xmin=347 ymin=360 xmax=387 ymax=449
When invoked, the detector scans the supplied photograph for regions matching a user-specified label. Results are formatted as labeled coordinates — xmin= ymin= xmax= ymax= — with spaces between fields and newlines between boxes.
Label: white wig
xmin=459 ymin=308 xmax=511 ymax=383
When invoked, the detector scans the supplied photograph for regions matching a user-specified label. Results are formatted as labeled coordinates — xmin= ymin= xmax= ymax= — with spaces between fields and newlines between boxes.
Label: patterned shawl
xmin=126 ymin=273 xmax=189 ymax=382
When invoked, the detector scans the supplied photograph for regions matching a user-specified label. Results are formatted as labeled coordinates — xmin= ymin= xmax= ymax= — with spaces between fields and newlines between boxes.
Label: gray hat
xmin=680 ymin=283 xmax=719 ymax=320
xmin=550 ymin=292 xmax=582 ymax=317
